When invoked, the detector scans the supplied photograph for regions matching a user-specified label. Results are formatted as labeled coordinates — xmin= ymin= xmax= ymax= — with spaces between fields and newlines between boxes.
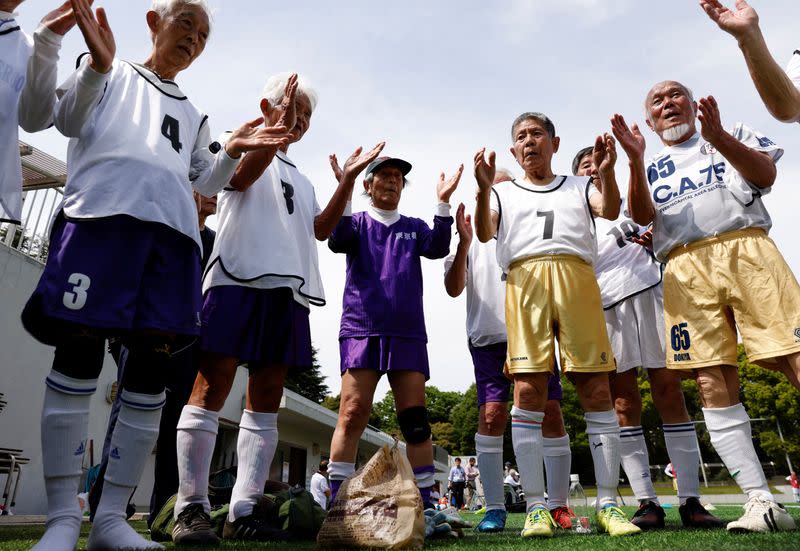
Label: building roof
xmin=19 ymin=141 xmax=66 ymax=190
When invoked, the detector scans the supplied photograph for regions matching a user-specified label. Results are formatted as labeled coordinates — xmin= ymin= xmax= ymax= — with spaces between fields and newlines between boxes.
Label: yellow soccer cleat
xmin=596 ymin=505 xmax=642 ymax=536
xmin=520 ymin=506 xmax=555 ymax=538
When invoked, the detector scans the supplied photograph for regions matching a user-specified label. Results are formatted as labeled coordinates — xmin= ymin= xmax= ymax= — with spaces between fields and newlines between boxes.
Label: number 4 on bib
xmin=161 ymin=115 xmax=182 ymax=153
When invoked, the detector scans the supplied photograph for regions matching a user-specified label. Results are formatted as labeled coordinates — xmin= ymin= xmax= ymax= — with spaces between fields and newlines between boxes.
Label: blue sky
xmin=16 ymin=0 xmax=800 ymax=398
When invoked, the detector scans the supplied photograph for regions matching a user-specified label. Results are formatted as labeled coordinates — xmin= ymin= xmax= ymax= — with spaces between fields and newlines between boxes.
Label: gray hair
xmin=260 ymin=72 xmax=319 ymax=113
xmin=150 ymin=0 xmax=213 ymax=32
xmin=511 ymin=112 xmax=556 ymax=140
xmin=644 ymin=81 xmax=694 ymax=123
xmin=571 ymin=146 xmax=594 ymax=176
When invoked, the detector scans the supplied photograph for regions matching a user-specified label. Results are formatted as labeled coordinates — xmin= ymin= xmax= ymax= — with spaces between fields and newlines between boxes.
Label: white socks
xmin=703 ymin=404 xmax=773 ymax=501
xmin=175 ymin=405 xmax=219 ymax=517
xmin=663 ymin=422 xmax=701 ymax=504
xmin=585 ymin=410 xmax=621 ymax=509
xmin=510 ymin=406 xmax=545 ymax=511
xmin=543 ymin=435 xmax=571 ymax=509
xmin=475 ymin=433 xmax=505 ymax=511
xmin=32 ymin=371 xmax=95 ymax=551
xmin=88 ymin=390 xmax=165 ymax=551
xmin=619 ymin=426 xmax=658 ymax=504
xmin=229 ymin=410 xmax=278 ymax=521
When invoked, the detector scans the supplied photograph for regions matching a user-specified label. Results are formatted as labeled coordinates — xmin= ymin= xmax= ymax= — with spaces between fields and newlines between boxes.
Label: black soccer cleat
xmin=222 ymin=513 xmax=293 ymax=541
xmin=679 ymin=497 xmax=725 ymax=529
xmin=630 ymin=500 xmax=666 ymax=530
xmin=172 ymin=503 xmax=220 ymax=546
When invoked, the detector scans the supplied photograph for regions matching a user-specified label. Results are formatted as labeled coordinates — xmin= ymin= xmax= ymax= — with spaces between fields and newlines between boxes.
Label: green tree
xmin=284 ymin=346 xmax=329 ymax=404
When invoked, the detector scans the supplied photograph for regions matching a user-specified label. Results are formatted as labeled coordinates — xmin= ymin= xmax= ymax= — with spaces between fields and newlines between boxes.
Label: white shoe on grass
xmin=727 ymin=496 xmax=796 ymax=533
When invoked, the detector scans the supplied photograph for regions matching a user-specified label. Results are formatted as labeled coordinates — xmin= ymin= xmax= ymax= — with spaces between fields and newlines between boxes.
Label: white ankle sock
xmin=32 ymin=371 xmax=95 ymax=551
xmin=585 ymin=410 xmax=621 ymax=509
xmin=229 ymin=410 xmax=278 ymax=521
xmin=175 ymin=405 xmax=219 ymax=517
xmin=543 ymin=435 xmax=571 ymax=509
xmin=703 ymin=405 xmax=773 ymax=501
xmin=475 ymin=433 xmax=505 ymax=511
xmin=619 ymin=426 xmax=658 ymax=504
xmin=510 ymin=406 xmax=545 ymax=511
xmin=88 ymin=390 xmax=165 ymax=551
xmin=663 ymin=422 xmax=701 ymax=504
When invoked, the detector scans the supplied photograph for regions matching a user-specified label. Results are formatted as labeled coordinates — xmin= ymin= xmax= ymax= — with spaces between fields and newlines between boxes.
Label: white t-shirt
xmin=54 ymin=58 xmax=237 ymax=247
xmin=594 ymin=204 xmax=662 ymax=309
xmin=490 ymin=175 xmax=599 ymax=270
xmin=647 ymin=125 xmax=782 ymax=261
xmin=310 ymin=472 xmax=329 ymax=509
xmin=204 ymin=149 xmax=325 ymax=308
xmin=444 ymin=236 xmax=507 ymax=347
xmin=0 ymin=15 xmax=31 ymax=223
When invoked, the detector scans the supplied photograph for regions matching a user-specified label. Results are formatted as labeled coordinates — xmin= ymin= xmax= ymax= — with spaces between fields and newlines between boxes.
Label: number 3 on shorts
xmin=63 ymin=273 xmax=91 ymax=310
xmin=670 ymin=322 xmax=690 ymax=352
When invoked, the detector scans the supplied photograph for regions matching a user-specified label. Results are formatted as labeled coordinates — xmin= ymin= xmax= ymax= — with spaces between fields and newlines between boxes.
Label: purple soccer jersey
xmin=328 ymin=211 xmax=453 ymax=340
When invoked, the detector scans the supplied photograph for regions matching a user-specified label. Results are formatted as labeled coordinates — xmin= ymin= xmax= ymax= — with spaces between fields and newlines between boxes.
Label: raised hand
xmin=473 ymin=148 xmax=496 ymax=191
xmin=438 ymin=164 xmax=464 ymax=204
xmin=699 ymin=0 xmax=760 ymax=40
xmin=329 ymin=153 xmax=344 ymax=183
xmin=593 ymin=133 xmax=617 ymax=177
xmin=610 ymin=114 xmax=646 ymax=161
xmin=225 ymin=117 xmax=290 ymax=158
xmin=698 ymin=96 xmax=725 ymax=144
xmin=455 ymin=203 xmax=473 ymax=246
xmin=70 ymin=0 xmax=115 ymax=73
xmin=41 ymin=0 xmax=90 ymax=35
xmin=339 ymin=142 xmax=386 ymax=183
xmin=276 ymin=74 xmax=298 ymax=133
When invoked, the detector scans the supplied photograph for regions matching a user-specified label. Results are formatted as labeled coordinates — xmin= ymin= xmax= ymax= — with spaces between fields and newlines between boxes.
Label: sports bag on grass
xmin=317 ymin=442 xmax=425 ymax=549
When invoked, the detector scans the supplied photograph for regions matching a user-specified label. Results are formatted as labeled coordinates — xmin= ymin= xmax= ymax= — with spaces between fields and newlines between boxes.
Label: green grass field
xmin=1 ymin=506 xmax=799 ymax=550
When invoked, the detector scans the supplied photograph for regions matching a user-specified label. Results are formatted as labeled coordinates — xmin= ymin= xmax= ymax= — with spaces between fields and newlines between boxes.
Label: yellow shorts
xmin=505 ymin=254 xmax=614 ymax=375
xmin=664 ymin=228 xmax=800 ymax=369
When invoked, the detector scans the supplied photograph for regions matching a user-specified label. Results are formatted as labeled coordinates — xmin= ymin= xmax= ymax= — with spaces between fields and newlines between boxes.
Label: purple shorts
xmin=22 ymin=214 xmax=201 ymax=345
xmin=200 ymin=285 xmax=312 ymax=369
xmin=340 ymin=336 xmax=430 ymax=379
xmin=469 ymin=341 xmax=562 ymax=405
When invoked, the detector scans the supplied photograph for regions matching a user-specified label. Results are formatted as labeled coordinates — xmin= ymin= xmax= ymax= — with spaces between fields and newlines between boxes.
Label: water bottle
xmin=567 ymin=474 xmax=592 ymax=534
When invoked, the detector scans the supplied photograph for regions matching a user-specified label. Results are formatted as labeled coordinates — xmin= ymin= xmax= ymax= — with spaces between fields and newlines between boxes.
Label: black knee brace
xmin=118 ymin=335 xmax=174 ymax=395
xmin=397 ymin=406 xmax=431 ymax=444
xmin=52 ymin=336 xmax=106 ymax=380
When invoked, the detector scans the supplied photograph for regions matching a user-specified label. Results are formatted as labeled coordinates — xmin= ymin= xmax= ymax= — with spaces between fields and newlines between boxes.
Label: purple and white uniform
xmin=329 ymin=204 xmax=453 ymax=378
xmin=594 ymin=204 xmax=665 ymax=372
xmin=200 ymin=149 xmax=322 ymax=368
xmin=445 ymin=237 xmax=562 ymax=405
xmin=22 ymin=58 xmax=237 ymax=344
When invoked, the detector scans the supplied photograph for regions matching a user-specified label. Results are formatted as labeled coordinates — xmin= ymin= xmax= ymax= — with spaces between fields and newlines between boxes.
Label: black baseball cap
xmin=365 ymin=156 xmax=412 ymax=179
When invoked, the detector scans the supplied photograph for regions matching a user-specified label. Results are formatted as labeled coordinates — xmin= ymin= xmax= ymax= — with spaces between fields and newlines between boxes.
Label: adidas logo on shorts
xmin=674 ymin=353 xmax=691 ymax=361
xmin=110 ymin=447 xmax=121 ymax=460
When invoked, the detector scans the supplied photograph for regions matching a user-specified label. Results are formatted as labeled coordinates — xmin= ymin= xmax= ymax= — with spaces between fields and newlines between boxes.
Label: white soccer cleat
xmin=726 ymin=496 xmax=797 ymax=533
